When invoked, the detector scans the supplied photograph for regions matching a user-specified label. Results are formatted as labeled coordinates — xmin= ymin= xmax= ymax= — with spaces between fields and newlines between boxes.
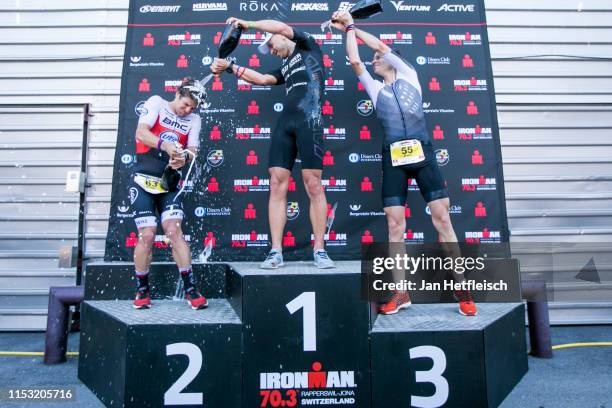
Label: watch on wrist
xmin=225 ymin=60 xmax=235 ymax=74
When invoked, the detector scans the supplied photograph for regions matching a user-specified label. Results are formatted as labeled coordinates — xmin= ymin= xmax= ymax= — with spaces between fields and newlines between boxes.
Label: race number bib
xmin=390 ymin=139 xmax=425 ymax=166
xmin=134 ymin=173 xmax=167 ymax=194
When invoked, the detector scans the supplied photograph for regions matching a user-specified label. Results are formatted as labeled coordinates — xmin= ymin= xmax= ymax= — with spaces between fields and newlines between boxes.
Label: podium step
xmin=370 ymin=303 xmax=527 ymax=408
xmin=228 ymin=261 xmax=371 ymax=408
xmin=78 ymin=299 xmax=242 ymax=408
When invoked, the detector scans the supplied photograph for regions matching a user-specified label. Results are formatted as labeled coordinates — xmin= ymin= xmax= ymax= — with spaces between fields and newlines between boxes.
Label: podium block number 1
xmin=286 ymin=292 xmax=317 ymax=352
xmin=164 ymin=342 xmax=204 ymax=406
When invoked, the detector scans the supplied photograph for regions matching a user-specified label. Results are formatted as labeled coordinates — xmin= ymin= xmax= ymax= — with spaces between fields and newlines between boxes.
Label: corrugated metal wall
xmin=0 ymin=0 xmax=610 ymax=329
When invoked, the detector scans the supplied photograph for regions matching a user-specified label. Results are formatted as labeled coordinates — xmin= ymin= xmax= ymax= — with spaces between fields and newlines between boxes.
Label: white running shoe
xmin=260 ymin=249 xmax=284 ymax=269
xmin=314 ymin=249 xmax=336 ymax=269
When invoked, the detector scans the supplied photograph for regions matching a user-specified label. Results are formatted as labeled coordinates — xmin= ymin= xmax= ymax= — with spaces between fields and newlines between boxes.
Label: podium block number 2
xmin=164 ymin=342 xmax=204 ymax=406
xmin=286 ymin=292 xmax=317 ymax=352
xmin=410 ymin=346 xmax=449 ymax=408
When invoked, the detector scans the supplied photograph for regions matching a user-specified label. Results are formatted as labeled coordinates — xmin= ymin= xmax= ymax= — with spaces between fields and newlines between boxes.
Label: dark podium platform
xmin=371 ymin=303 xmax=527 ymax=408
xmin=79 ymin=260 xmax=527 ymax=408
xmin=78 ymin=299 xmax=242 ymax=408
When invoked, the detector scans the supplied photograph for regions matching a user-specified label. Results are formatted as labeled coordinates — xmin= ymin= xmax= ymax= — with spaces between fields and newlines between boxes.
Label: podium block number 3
xmin=286 ymin=292 xmax=317 ymax=352
xmin=164 ymin=343 xmax=204 ymax=406
xmin=410 ymin=346 xmax=449 ymax=408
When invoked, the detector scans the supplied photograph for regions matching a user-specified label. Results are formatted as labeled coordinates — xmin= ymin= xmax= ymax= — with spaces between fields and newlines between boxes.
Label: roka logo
xmin=437 ymin=3 xmax=475 ymax=12
xmin=389 ymin=1 xmax=430 ymax=12
xmin=240 ymin=1 xmax=279 ymax=12
xmin=139 ymin=4 xmax=181 ymax=13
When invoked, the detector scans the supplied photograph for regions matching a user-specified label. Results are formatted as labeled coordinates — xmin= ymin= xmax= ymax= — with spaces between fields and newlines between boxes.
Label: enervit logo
xmin=139 ymin=5 xmax=181 ymax=13
xmin=349 ymin=153 xmax=359 ymax=163
xmin=193 ymin=2 xmax=228 ymax=11
xmin=389 ymin=1 xmax=430 ymax=12
xmin=274 ymin=103 xmax=284 ymax=112
xmin=291 ymin=3 xmax=329 ymax=11
xmin=435 ymin=149 xmax=449 ymax=166
xmin=239 ymin=1 xmax=279 ymax=12
xmin=135 ymin=101 xmax=147 ymax=116
xmin=356 ymin=100 xmax=373 ymax=116
xmin=207 ymin=150 xmax=224 ymax=167
xmin=286 ymin=202 xmax=300 ymax=220
xmin=437 ymin=3 xmax=475 ymax=12
xmin=121 ymin=154 xmax=133 ymax=164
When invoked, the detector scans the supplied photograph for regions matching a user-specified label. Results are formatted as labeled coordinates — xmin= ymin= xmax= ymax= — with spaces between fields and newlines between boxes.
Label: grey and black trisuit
xmin=267 ymin=29 xmax=325 ymax=170
xmin=358 ymin=51 xmax=448 ymax=206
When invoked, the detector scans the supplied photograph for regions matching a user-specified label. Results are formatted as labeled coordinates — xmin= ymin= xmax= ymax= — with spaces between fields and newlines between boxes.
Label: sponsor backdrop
xmin=105 ymin=0 xmax=509 ymax=261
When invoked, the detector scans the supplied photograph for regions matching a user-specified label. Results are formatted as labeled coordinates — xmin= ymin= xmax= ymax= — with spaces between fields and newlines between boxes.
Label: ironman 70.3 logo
xmin=259 ymin=361 xmax=357 ymax=407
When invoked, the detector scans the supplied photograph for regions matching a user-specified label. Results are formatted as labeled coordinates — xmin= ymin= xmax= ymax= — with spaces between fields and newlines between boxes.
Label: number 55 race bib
xmin=390 ymin=139 xmax=425 ymax=167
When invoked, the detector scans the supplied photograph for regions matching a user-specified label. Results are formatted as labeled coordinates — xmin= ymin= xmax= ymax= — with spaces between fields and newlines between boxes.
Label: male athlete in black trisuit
xmin=211 ymin=17 xmax=335 ymax=269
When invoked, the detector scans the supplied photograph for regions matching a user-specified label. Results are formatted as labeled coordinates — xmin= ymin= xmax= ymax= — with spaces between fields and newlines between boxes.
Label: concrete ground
xmin=0 ymin=326 xmax=610 ymax=407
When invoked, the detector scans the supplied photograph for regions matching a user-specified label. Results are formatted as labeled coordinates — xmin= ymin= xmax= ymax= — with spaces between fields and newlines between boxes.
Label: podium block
xmin=370 ymin=303 xmax=527 ymax=408
xmin=85 ymin=262 xmax=228 ymax=300
xmin=78 ymin=299 xmax=242 ymax=408
xmin=228 ymin=262 xmax=371 ymax=408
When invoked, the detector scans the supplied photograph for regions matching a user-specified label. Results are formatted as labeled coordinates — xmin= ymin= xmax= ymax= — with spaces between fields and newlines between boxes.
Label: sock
xmin=179 ymin=266 xmax=196 ymax=292
xmin=135 ymin=270 xmax=149 ymax=291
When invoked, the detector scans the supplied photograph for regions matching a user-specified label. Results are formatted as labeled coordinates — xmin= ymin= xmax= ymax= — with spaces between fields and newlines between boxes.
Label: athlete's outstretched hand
xmin=226 ymin=16 xmax=250 ymax=30
xmin=331 ymin=10 xmax=353 ymax=29
xmin=210 ymin=58 xmax=230 ymax=74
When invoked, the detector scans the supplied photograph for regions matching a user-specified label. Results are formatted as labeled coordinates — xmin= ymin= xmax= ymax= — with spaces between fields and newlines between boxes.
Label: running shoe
xmin=260 ymin=249 xmax=284 ymax=269
xmin=454 ymin=289 xmax=478 ymax=316
xmin=133 ymin=288 xmax=151 ymax=309
xmin=378 ymin=291 xmax=411 ymax=315
xmin=185 ymin=289 xmax=208 ymax=310
xmin=314 ymin=249 xmax=335 ymax=269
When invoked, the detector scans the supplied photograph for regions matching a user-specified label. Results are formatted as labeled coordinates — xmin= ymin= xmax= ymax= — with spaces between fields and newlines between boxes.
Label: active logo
xmin=437 ymin=3 xmax=475 ymax=12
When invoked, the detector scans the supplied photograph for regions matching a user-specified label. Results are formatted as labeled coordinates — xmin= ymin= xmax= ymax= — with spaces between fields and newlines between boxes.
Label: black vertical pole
xmin=76 ymin=103 xmax=90 ymax=286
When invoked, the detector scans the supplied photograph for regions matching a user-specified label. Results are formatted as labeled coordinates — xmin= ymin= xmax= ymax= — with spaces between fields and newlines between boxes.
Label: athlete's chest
xmin=154 ymin=109 xmax=193 ymax=135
